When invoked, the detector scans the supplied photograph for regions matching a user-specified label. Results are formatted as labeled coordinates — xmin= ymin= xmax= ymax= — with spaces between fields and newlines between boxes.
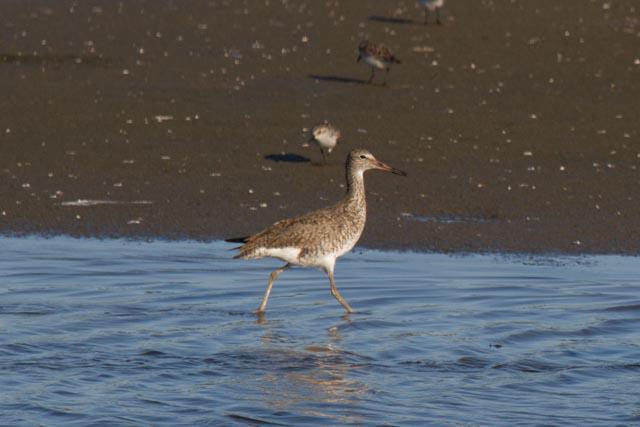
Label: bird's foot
xmin=255 ymin=311 xmax=267 ymax=324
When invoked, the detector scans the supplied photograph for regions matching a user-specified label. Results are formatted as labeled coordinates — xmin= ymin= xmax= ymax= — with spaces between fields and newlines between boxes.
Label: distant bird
xmin=309 ymin=123 xmax=341 ymax=164
xmin=356 ymin=41 xmax=401 ymax=85
xmin=227 ymin=149 xmax=407 ymax=314
xmin=418 ymin=0 xmax=444 ymax=25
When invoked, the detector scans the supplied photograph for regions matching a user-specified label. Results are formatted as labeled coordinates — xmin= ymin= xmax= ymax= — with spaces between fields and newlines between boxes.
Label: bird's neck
xmin=346 ymin=165 xmax=366 ymax=204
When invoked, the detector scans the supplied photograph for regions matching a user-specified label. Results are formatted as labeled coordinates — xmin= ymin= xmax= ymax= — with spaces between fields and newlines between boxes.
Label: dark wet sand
xmin=1 ymin=0 xmax=639 ymax=253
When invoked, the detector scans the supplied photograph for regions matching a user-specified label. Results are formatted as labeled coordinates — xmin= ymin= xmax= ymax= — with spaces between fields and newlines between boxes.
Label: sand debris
xmin=154 ymin=115 xmax=174 ymax=123
xmin=60 ymin=199 xmax=153 ymax=207
xmin=412 ymin=46 xmax=434 ymax=53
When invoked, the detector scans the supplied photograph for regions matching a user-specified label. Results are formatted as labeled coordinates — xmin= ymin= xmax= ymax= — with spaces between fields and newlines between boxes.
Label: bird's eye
xmin=359 ymin=155 xmax=367 ymax=159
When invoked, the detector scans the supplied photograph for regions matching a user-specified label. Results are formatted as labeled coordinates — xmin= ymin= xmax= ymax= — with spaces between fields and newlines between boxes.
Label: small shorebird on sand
xmin=227 ymin=149 xmax=407 ymax=314
xmin=310 ymin=123 xmax=341 ymax=164
xmin=356 ymin=41 xmax=401 ymax=85
xmin=418 ymin=0 xmax=444 ymax=25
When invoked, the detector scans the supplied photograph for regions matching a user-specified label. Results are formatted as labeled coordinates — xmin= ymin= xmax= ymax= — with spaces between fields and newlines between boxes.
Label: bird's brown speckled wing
xmin=377 ymin=45 xmax=393 ymax=61
xmin=237 ymin=208 xmax=334 ymax=254
xmin=235 ymin=201 xmax=364 ymax=259
xmin=360 ymin=41 xmax=399 ymax=63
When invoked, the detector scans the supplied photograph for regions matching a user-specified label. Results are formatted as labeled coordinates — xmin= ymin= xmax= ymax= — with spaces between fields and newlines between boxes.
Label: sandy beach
xmin=1 ymin=0 xmax=639 ymax=253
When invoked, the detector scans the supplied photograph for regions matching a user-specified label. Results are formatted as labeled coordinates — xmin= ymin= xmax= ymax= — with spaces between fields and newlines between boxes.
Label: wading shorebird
xmin=356 ymin=41 xmax=401 ymax=85
xmin=418 ymin=0 xmax=444 ymax=25
xmin=309 ymin=123 xmax=341 ymax=164
xmin=227 ymin=149 xmax=407 ymax=314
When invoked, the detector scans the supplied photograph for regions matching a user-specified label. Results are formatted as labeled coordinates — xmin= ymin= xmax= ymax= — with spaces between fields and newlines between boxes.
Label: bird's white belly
xmin=363 ymin=55 xmax=387 ymax=70
xmin=297 ymin=251 xmax=345 ymax=272
xmin=419 ymin=0 xmax=443 ymax=10
xmin=315 ymin=134 xmax=337 ymax=150
xmin=300 ymin=234 xmax=360 ymax=267
xmin=259 ymin=247 xmax=302 ymax=264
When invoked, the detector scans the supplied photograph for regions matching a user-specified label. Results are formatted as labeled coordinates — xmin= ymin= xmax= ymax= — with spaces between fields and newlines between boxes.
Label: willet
xmin=418 ymin=0 xmax=444 ymax=25
xmin=227 ymin=149 xmax=407 ymax=313
xmin=309 ymin=123 xmax=341 ymax=164
xmin=356 ymin=41 xmax=401 ymax=85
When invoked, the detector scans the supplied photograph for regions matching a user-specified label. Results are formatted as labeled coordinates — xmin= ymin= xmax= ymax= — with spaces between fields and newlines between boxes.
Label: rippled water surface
xmin=1 ymin=237 xmax=640 ymax=426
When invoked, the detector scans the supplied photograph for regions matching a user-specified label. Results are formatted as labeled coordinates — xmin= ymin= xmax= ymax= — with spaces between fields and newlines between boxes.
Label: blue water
xmin=1 ymin=237 xmax=639 ymax=426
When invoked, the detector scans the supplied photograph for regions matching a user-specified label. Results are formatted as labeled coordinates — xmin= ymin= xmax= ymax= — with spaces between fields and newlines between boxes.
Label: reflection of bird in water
xmin=254 ymin=318 xmax=367 ymax=424
xmin=227 ymin=149 xmax=406 ymax=314
xmin=309 ymin=123 xmax=341 ymax=164
xmin=356 ymin=41 xmax=401 ymax=85
xmin=418 ymin=0 xmax=444 ymax=25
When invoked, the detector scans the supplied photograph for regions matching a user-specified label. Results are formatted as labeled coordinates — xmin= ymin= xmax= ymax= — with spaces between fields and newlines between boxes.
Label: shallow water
xmin=1 ymin=237 xmax=639 ymax=426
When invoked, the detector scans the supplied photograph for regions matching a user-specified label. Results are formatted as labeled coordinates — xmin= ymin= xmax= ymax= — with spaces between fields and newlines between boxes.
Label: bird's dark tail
xmin=225 ymin=236 xmax=249 ymax=243
xmin=392 ymin=56 xmax=402 ymax=64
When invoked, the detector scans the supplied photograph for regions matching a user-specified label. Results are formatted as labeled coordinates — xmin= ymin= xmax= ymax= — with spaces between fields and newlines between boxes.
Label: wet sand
xmin=1 ymin=0 xmax=639 ymax=253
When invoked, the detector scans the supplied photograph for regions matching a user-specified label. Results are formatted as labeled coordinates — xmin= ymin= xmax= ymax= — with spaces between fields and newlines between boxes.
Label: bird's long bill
xmin=375 ymin=160 xmax=407 ymax=176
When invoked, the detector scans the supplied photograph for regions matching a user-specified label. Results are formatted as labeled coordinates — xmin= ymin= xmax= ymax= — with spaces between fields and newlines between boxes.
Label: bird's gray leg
xmin=367 ymin=67 xmax=375 ymax=84
xmin=257 ymin=263 xmax=291 ymax=313
xmin=320 ymin=147 xmax=328 ymax=164
xmin=436 ymin=8 xmax=442 ymax=25
xmin=383 ymin=67 xmax=389 ymax=85
xmin=424 ymin=8 xmax=429 ymax=25
xmin=328 ymin=270 xmax=353 ymax=313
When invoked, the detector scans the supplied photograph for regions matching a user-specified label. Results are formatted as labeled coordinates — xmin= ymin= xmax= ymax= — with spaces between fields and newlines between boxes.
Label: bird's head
xmin=348 ymin=149 xmax=407 ymax=176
